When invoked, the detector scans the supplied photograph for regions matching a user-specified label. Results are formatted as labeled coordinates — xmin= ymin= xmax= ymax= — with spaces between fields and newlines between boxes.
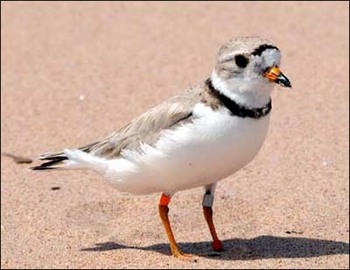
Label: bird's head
xmin=211 ymin=37 xmax=291 ymax=108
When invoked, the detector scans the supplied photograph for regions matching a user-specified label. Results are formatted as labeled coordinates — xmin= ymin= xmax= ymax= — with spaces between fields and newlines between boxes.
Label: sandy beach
xmin=1 ymin=2 xmax=349 ymax=268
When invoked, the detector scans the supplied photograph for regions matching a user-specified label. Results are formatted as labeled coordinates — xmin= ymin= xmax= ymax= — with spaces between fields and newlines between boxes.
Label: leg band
xmin=159 ymin=193 xmax=171 ymax=206
xmin=202 ymin=194 xmax=214 ymax=207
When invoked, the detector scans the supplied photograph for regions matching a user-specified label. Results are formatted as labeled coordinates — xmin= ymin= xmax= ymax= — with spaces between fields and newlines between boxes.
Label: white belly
xmin=105 ymin=103 xmax=271 ymax=195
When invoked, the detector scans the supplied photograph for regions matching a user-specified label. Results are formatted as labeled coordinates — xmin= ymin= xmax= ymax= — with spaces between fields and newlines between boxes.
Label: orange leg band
xmin=159 ymin=193 xmax=171 ymax=206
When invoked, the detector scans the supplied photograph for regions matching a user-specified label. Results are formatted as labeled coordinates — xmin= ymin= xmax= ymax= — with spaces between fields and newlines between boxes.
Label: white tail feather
xmin=63 ymin=149 xmax=108 ymax=173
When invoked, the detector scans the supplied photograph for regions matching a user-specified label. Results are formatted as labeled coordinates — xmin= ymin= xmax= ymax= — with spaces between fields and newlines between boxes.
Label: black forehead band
xmin=252 ymin=44 xmax=279 ymax=56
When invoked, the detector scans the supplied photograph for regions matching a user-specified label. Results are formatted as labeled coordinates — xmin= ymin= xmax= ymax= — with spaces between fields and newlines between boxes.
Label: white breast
xmin=104 ymin=103 xmax=271 ymax=195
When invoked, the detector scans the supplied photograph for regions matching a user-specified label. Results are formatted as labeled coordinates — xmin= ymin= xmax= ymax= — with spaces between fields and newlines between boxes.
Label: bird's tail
xmin=31 ymin=149 xmax=108 ymax=172
xmin=31 ymin=152 xmax=68 ymax=170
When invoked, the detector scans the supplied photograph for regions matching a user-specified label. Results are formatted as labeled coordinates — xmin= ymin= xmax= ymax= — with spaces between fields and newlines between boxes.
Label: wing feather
xmin=32 ymin=81 xmax=217 ymax=169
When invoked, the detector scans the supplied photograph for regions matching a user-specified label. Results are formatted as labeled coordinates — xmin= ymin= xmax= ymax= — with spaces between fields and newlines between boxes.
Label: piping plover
xmin=32 ymin=37 xmax=291 ymax=260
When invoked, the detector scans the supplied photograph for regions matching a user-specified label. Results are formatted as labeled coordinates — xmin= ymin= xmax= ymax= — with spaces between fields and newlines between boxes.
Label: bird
xmin=32 ymin=36 xmax=291 ymax=260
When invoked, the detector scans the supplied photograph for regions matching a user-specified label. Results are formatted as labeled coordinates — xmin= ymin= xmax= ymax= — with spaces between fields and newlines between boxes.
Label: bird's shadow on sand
xmin=81 ymin=235 xmax=349 ymax=260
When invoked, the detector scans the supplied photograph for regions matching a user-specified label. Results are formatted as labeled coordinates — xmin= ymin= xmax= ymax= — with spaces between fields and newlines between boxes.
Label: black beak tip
xmin=284 ymin=81 xmax=292 ymax=88
xmin=276 ymin=74 xmax=292 ymax=88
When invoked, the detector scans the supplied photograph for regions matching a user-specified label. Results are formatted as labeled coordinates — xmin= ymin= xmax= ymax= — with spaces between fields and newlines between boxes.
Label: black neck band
xmin=206 ymin=78 xmax=271 ymax=119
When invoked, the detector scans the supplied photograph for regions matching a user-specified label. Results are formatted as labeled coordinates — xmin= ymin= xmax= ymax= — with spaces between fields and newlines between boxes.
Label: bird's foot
xmin=212 ymin=239 xmax=223 ymax=252
xmin=172 ymin=249 xmax=197 ymax=262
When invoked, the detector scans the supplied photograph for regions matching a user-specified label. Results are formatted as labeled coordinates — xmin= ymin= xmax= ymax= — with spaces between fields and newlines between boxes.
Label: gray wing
xmin=85 ymin=99 xmax=193 ymax=158
xmin=78 ymin=84 xmax=210 ymax=158
xmin=32 ymin=81 xmax=217 ymax=170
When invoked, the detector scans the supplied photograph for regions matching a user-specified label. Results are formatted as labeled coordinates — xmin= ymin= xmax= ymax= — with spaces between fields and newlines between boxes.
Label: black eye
xmin=235 ymin=54 xmax=249 ymax=68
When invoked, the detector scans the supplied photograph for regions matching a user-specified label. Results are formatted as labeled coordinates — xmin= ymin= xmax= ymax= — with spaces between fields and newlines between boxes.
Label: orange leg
xmin=202 ymin=187 xmax=223 ymax=251
xmin=158 ymin=193 xmax=193 ymax=260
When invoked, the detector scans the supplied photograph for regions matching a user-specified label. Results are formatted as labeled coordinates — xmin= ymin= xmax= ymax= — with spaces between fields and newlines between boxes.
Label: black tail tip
xmin=31 ymin=165 xmax=56 ymax=171
xmin=30 ymin=155 xmax=67 ymax=171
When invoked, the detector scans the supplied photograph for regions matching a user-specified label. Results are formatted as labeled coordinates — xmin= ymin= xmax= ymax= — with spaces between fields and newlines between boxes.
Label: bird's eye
xmin=235 ymin=54 xmax=249 ymax=68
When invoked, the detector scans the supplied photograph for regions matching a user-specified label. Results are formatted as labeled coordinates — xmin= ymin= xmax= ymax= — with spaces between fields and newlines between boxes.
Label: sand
xmin=1 ymin=2 xmax=349 ymax=269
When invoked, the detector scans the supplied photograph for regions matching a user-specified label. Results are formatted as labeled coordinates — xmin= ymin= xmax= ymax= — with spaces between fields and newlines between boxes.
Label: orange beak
xmin=263 ymin=66 xmax=292 ymax=88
